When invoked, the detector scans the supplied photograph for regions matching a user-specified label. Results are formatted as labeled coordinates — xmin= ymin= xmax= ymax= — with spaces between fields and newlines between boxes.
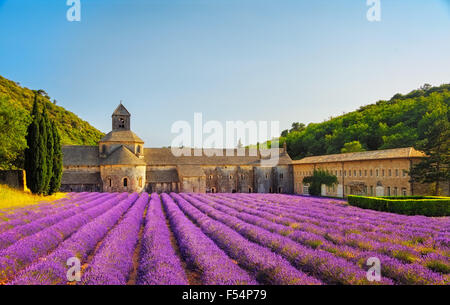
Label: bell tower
xmin=112 ymin=102 xmax=131 ymax=131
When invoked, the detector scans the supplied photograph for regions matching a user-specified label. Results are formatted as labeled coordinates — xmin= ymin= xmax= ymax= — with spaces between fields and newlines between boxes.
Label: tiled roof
xmin=100 ymin=130 xmax=144 ymax=143
xmin=62 ymin=146 xmax=293 ymax=167
xmin=292 ymin=147 xmax=426 ymax=164
xmin=63 ymin=146 xmax=99 ymax=166
xmin=101 ymin=146 xmax=146 ymax=166
xmin=144 ymin=148 xmax=292 ymax=166
xmin=112 ymin=104 xmax=130 ymax=116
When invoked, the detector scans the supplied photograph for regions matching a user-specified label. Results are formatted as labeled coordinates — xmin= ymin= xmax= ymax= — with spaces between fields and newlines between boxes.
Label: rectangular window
xmin=402 ymin=188 xmax=407 ymax=196
xmin=376 ymin=169 xmax=379 ymax=177
xmin=395 ymin=169 xmax=399 ymax=177
xmin=370 ymin=186 xmax=373 ymax=195
xmin=388 ymin=169 xmax=392 ymax=177
xmin=364 ymin=170 xmax=367 ymax=177
xmin=387 ymin=187 xmax=391 ymax=196
xmin=359 ymin=170 xmax=362 ymax=177
xmin=382 ymin=169 xmax=385 ymax=177
xmin=354 ymin=170 xmax=357 ymax=176
xmin=370 ymin=169 xmax=373 ymax=177
xmin=394 ymin=187 xmax=398 ymax=196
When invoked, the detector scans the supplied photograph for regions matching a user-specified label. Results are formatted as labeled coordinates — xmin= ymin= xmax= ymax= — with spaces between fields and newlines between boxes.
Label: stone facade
xmin=0 ymin=170 xmax=26 ymax=191
xmin=61 ymin=104 xmax=294 ymax=194
xmin=292 ymin=147 xmax=448 ymax=197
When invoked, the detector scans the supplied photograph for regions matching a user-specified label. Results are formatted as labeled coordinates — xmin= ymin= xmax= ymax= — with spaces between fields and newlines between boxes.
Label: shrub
xmin=348 ymin=195 xmax=450 ymax=217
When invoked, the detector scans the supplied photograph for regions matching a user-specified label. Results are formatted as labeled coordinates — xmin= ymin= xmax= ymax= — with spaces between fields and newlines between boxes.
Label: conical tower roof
xmin=101 ymin=145 xmax=146 ymax=166
xmin=112 ymin=103 xmax=131 ymax=116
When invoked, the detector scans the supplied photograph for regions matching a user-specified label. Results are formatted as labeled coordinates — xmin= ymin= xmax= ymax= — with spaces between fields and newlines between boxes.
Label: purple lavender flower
xmin=137 ymin=193 xmax=188 ymax=285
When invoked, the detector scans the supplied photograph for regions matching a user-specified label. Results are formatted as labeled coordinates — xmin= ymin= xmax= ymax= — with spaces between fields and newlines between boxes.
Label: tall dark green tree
xmin=24 ymin=94 xmax=41 ymax=193
xmin=410 ymin=99 xmax=450 ymax=195
xmin=49 ymin=121 xmax=62 ymax=195
xmin=42 ymin=106 xmax=54 ymax=194
xmin=36 ymin=105 xmax=48 ymax=195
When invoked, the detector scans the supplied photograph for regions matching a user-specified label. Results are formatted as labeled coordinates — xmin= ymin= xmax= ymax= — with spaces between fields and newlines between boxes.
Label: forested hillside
xmin=280 ymin=84 xmax=450 ymax=160
xmin=0 ymin=75 xmax=104 ymax=169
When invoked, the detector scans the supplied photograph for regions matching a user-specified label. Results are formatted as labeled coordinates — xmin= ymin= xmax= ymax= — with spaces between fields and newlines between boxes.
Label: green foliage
xmin=303 ymin=169 xmax=338 ymax=196
xmin=49 ymin=121 xmax=63 ymax=195
xmin=24 ymin=96 xmax=43 ymax=194
xmin=341 ymin=141 xmax=365 ymax=153
xmin=280 ymin=84 xmax=450 ymax=160
xmin=0 ymin=96 xmax=30 ymax=170
xmin=36 ymin=104 xmax=48 ymax=195
xmin=0 ymin=75 xmax=104 ymax=170
xmin=42 ymin=106 xmax=54 ymax=194
xmin=348 ymin=195 xmax=450 ymax=217
xmin=24 ymin=96 xmax=63 ymax=195
xmin=409 ymin=97 xmax=450 ymax=195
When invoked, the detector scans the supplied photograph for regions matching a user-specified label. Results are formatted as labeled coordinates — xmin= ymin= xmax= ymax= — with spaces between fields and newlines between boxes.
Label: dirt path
xmin=126 ymin=205 xmax=148 ymax=285
xmin=162 ymin=201 xmax=202 ymax=285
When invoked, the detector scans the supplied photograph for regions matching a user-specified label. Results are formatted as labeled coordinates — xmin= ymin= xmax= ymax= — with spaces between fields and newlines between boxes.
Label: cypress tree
xmin=36 ymin=107 xmax=48 ymax=195
xmin=24 ymin=94 xmax=41 ymax=193
xmin=49 ymin=121 xmax=63 ymax=195
xmin=42 ymin=107 xmax=54 ymax=194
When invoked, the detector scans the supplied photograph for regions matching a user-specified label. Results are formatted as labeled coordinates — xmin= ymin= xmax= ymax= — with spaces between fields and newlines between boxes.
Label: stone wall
xmin=254 ymin=167 xmax=274 ymax=193
xmin=100 ymin=165 xmax=146 ymax=193
xmin=60 ymin=183 xmax=102 ymax=193
xmin=180 ymin=177 xmax=206 ymax=193
xmin=146 ymin=182 xmax=179 ymax=194
xmin=0 ymin=170 xmax=26 ymax=191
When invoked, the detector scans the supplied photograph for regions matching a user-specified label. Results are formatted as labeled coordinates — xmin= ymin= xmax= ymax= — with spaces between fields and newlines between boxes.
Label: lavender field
xmin=0 ymin=192 xmax=448 ymax=285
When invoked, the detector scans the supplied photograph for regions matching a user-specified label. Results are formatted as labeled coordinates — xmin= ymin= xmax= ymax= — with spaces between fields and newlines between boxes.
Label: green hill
xmin=0 ymin=75 xmax=104 ymax=169
xmin=281 ymin=83 xmax=450 ymax=160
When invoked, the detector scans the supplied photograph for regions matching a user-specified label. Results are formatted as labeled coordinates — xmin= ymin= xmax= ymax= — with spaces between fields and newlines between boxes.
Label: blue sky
xmin=0 ymin=0 xmax=449 ymax=147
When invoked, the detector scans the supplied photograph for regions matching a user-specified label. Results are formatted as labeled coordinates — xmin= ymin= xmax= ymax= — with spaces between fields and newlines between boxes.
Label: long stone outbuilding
xmin=292 ymin=147 xmax=449 ymax=197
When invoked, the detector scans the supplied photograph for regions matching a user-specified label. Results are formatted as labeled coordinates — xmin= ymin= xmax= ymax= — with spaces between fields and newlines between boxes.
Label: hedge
xmin=347 ymin=195 xmax=450 ymax=217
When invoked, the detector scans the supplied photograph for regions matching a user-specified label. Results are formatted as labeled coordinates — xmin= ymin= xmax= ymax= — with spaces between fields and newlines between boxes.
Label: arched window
xmin=137 ymin=145 xmax=141 ymax=154
xmin=211 ymin=187 xmax=216 ymax=193
xmin=123 ymin=178 xmax=128 ymax=187
xmin=108 ymin=178 xmax=112 ymax=187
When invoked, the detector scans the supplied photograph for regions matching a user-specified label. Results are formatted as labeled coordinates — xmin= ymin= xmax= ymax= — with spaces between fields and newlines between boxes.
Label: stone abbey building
xmin=61 ymin=104 xmax=294 ymax=194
